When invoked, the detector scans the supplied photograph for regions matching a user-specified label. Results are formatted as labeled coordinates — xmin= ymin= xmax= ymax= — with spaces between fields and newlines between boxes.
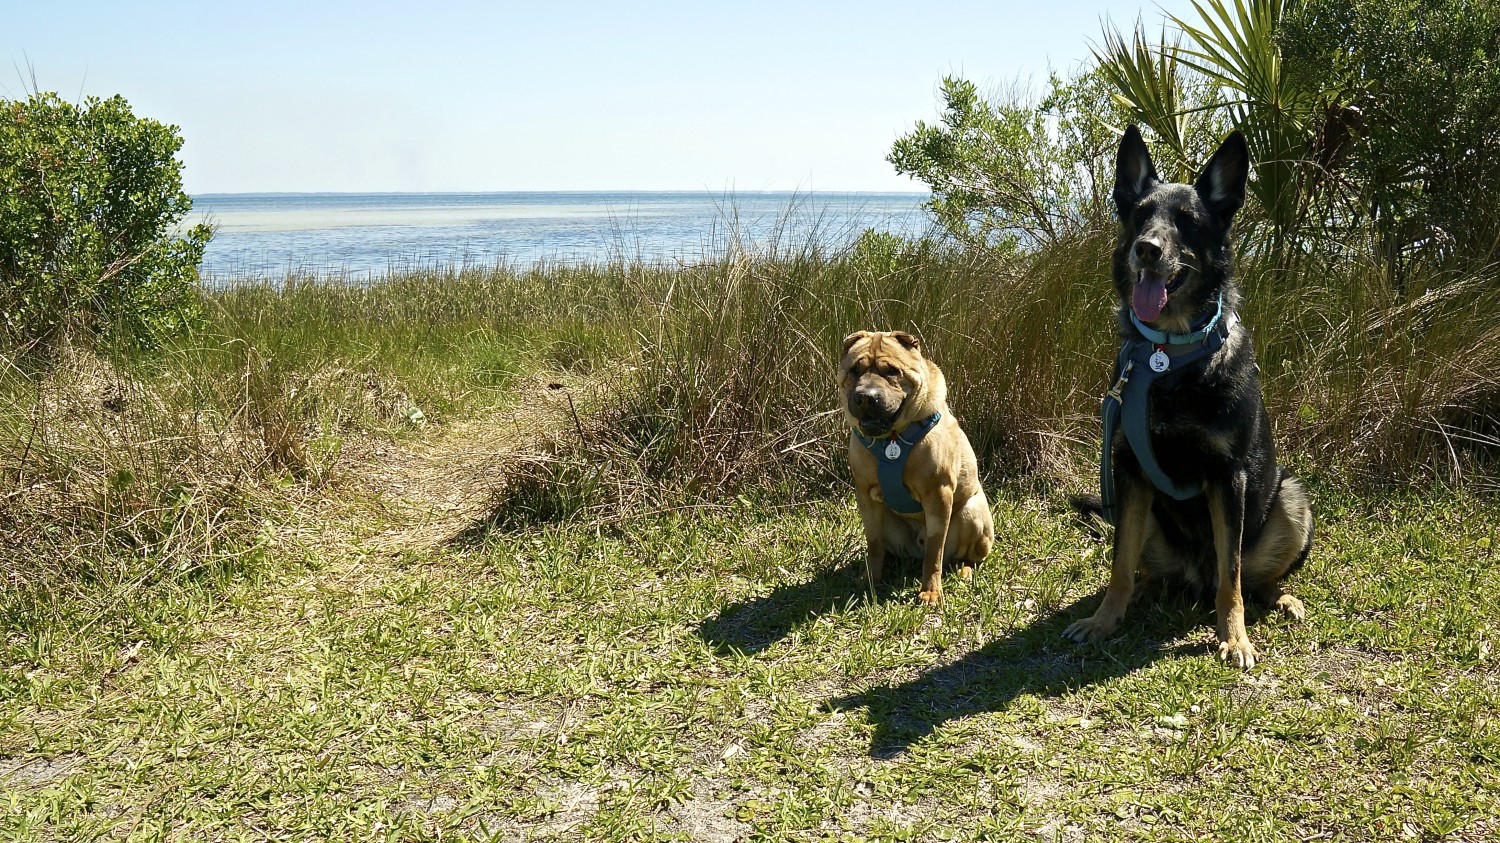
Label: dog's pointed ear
xmin=890 ymin=331 xmax=921 ymax=352
xmin=1113 ymin=125 xmax=1158 ymax=214
xmin=1195 ymin=130 xmax=1249 ymax=223
xmin=842 ymin=330 xmax=870 ymax=353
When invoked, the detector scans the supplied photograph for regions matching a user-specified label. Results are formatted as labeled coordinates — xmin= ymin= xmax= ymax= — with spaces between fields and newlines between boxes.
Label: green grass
xmin=200 ymin=262 xmax=657 ymax=426
xmin=2 ymin=483 xmax=1496 ymax=840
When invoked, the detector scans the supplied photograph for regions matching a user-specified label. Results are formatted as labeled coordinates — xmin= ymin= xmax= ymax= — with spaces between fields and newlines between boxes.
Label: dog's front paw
xmin=917 ymin=588 xmax=942 ymax=606
xmin=1216 ymin=636 xmax=1259 ymax=669
xmin=1063 ymin=614 xmax=1119 ymax=644
xmin=957 ymin=564 xmax=975 ymax=583
xmin=1272 ymin=593 xmax=1306 ymax=621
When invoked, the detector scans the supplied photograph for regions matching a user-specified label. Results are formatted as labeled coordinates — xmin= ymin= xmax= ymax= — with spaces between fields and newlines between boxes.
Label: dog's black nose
xmin=852 ymin=389 xmax=880 ymax=414
xmin=1134 ymin=238 xmax=1162 ymax=263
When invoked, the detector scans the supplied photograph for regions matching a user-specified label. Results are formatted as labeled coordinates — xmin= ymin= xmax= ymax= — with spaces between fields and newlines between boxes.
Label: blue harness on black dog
xmin=854 ymin=412 xmax=943 ymax=514
xmin=1099 ymin=294 xmax=1230 ymax=524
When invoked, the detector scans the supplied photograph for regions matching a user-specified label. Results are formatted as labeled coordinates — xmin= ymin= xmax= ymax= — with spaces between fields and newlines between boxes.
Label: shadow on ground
xmin=695 ymin=555 xmax=872 ymax=656
xmin=695 ymin=551 xmax=966 ymax=657
xmin=696 ymin=552 xmax=1278 ymax=757
xmin=832 ymin=591 xmax=1211 ymax=757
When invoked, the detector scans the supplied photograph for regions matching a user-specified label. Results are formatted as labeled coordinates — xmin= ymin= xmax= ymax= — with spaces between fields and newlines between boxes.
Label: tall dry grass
xmin=2 ymin=339 xmax=284 ymax=639
xmin=590 ymin=228 xmax=1500 ymax=502
xmin=588 ymin=231 xmax=1116 ymax=501
xmin=1245 ymin=250 xmax=1500 ymax=484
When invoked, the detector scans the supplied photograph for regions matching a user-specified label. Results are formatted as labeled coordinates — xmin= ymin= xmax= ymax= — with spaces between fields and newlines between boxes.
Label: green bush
xmin=1281 ymin=0 xmax=1500 ymax=271
xmin=888 ymin=70 xmax=1134 ymax=247
xmin=0 ymin=92 xmax=211 ymax=352
xmin=1095 ymin=0 xmax=1500 ymax=268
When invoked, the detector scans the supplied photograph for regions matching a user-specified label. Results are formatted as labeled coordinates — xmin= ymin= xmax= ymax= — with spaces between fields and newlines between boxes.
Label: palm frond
xmin=1092 ymin=24 xmax=1197 ymax=178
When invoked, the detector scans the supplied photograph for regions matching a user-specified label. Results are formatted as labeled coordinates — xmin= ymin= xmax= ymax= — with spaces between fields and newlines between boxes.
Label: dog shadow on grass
xmin=831 ymin=590 xmax=1210 ymax=758
xmin=696 ymin=555 xmax=929 ymax=657
xmin=697 ymin=558 xmax=860 ymax=657
xmin=697 ymin=560 xmax=1224 ymax=758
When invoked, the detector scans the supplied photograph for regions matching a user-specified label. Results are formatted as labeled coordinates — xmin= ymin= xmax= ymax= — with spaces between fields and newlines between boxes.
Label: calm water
xmin=188 ymin=191 xmax=932 ymax=281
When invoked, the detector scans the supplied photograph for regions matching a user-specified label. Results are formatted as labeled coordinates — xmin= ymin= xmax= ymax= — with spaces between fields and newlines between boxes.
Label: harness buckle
xmin=1106 ymin=359 xmax=1134 ymax=405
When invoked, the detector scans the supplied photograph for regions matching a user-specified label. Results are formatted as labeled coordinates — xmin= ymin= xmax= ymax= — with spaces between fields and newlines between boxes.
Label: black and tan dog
xmin=839 ymin=330 xmax=993 ymax=605
xmin=1065 ymin=126 xmax=1313 ymax=668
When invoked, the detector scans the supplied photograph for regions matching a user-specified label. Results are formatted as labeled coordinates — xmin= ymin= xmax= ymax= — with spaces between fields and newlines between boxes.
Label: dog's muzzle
xmin=851 ymin=389 xmax=904 ymax=437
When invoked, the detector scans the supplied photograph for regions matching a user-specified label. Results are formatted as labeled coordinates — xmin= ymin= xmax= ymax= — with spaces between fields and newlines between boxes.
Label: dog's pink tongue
xmin=1133 ymin=270 xmax=1168 ymax=323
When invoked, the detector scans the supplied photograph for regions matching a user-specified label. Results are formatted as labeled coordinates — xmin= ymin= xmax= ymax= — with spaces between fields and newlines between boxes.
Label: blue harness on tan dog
xmin=854 ymin=412 xmax=943 ymax=514
xmin=1100 ymin=294 xmax=1229 ymax=524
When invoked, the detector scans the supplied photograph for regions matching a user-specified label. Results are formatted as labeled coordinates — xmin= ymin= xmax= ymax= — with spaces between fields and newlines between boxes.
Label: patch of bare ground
xmin=0 ymin=753 xmax=86 ymax=787
xmin=667 ymin=786 xmax=752 ymax=843
xmin=288 ymin=373 xmax=601 ymax=562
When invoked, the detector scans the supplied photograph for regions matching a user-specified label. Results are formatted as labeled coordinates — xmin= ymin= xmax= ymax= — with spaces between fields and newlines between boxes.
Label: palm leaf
xmin=1166 ymin=0 xmax=1318 ymax=245
xmin=1092 ymin=25 xmax=1197 ymax=178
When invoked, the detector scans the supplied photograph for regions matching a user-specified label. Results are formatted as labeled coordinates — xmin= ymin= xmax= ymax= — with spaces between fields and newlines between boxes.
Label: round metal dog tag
xmin=1149 ymin=349 xmax=1170 ymax=373
xmin=884 ymin=440 xmax=902 ymax=460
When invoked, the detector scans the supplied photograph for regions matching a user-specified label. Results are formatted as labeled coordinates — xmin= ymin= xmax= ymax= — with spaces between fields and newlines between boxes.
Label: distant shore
xmin=189 ymin=190 xmax=934 ymax=280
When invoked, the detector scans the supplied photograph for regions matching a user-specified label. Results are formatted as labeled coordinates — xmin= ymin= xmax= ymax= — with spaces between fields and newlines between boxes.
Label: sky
xmin=7 ymin=1 xmax=1197 ymax=194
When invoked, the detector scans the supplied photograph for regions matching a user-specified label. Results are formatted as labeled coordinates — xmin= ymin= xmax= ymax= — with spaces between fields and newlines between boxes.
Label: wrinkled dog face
xmin=839 ymin=331 xmax=924 ymax=438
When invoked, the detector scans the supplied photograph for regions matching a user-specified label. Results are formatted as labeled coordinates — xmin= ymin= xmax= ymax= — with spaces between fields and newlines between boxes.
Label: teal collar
xmin=854 ymin=412 xmax=942 ymax=514
xmin=1130 ymin=292 xmax=1225 ymax=346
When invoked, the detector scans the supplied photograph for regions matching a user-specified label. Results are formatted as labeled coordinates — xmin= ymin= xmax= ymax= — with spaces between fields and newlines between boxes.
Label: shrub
xmin=1095 ymin=0 xmax=1500 ymax=269
xmin=0 ymin=92 xmax=211 ymax=352
xmin=1281 ymin=0 xmax=1500 ymax=271
xmin=888 ymin=70 xmax=1134 ymax=248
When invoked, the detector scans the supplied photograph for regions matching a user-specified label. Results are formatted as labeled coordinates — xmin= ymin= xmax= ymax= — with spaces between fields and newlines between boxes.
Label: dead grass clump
xmin=300 ymin=366 xmax=418 ymax=432
xmin=1259 ymin=258 xmax=1500 ymax=487
xmin=0 ymin=339 xmax=346 ymax=612
xmin=455 ymin=382 xmax=649 ymax=537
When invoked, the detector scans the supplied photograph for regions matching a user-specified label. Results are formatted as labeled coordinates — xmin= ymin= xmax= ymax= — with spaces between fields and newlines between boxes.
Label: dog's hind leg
xmin=947 ymin=490 xmax=994 ymax=583
xmin=1208 ymin=470 xmax=1257 ymax=669
xmin=1245 ymin=472 xmax=1314 ymax=621
xmin=1065 ymin=469 xmax=1152 ymax=643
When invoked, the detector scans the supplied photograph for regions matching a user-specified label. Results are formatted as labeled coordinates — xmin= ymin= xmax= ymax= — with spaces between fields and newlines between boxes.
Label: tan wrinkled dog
xmin=839 ymin=330 xmax=994 ymax=605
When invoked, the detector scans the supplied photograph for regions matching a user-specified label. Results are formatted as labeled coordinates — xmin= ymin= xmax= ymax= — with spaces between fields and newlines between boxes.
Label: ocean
xmin=187 ymin=191 xmax=933 ymax=282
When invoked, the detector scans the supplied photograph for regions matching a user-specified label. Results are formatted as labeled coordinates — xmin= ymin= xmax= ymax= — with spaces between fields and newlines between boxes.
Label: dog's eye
xmin=880 ymin=364 xmax=900 ymax=378
xmin=1175 ymin=211 xmax=1196 ymax=230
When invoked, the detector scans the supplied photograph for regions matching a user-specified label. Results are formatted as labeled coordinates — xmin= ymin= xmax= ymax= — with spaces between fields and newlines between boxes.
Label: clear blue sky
xmin=8 ymin=1 xmax=1195 ymax=194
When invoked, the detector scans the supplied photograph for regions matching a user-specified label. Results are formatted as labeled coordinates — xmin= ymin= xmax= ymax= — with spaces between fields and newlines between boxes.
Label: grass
xmin=1 ymin=478 xmax=1496 ymax=840
xmin=2 ymin=223 xmax=1499 ymax=839
xmin=203 ymin=262 xmax=658 ymax=425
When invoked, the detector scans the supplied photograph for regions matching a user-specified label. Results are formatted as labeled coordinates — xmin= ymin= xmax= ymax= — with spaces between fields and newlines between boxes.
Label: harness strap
xmin=855 ymin=412 xmax=942 ymax=514
xmin=1099 ymin=360 xmax=1130 ymax=525
xmin=1099 ymin=304 xmax=1230 ymax=524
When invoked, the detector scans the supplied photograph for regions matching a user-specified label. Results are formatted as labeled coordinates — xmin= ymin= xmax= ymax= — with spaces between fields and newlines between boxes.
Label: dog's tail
xmin=1066 ymin=493 xmax=1111 ymax=536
